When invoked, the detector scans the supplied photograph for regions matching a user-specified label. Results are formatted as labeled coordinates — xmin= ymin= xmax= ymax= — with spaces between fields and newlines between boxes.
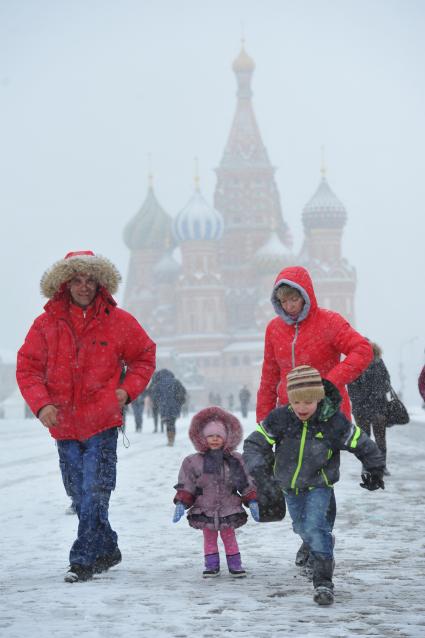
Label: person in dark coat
xmin=131 ymin=390 xmax=147 ymax=432
xmin=348 ymin=342 xmax=392 ymax=475
xmin=150 ymin=369 xmax=187 ymax=446
xmin=239 ymin=386 xmax=251 ymax=418
xmin=243 ymin=365 xmax=385 ymax=606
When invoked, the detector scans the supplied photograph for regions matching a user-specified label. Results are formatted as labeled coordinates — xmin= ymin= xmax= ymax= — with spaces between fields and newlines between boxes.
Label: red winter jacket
xmin=419 ymin=365 xmax=425 ymax=402
xmin=256 ymin=266 xmax=373 ymax=422
xmin=16 ymin=287 xmax=156 ymax=440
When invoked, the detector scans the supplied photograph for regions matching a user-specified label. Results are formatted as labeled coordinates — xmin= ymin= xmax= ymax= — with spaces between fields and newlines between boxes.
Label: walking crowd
xmin=16 ymin=254 xmax=415 ymax=607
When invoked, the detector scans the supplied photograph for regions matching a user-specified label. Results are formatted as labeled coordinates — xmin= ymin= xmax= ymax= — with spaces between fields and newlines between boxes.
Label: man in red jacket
xmin=17 ymin=251 xmax=156 ymax=583
xmin=255 ymin=265 xmax=372 ymax=572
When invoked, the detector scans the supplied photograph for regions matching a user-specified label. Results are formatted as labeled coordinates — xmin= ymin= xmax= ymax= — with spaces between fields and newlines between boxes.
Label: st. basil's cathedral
xmin=123 ymin=44 xmax=356 ymax=407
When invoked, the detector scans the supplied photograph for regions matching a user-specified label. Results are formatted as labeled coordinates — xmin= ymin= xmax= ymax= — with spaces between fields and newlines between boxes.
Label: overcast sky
xmin=1 ymin=0 xmax=424 ymax=404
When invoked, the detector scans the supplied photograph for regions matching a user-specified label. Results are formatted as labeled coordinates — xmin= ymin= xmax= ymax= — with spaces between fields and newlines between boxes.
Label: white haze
xmin=1 ymin=0 xmax=424 ymax=405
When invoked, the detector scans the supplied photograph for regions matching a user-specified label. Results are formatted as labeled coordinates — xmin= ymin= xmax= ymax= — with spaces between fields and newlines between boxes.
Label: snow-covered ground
xmin=1 ymin=409 xmax=425 ymax=638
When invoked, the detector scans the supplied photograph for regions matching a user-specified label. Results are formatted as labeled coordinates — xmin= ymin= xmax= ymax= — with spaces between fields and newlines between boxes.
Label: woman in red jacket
xmin=257 ymin=266 xmax=372 ymax=423
xmin=17 ymin=250 xmax=156 ymax=583
xmin=255 ymin=265 xmax=372 ymax=573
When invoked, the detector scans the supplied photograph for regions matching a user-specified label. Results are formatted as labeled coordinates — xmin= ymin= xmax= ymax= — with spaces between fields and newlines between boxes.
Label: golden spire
xmin=194 ymin=156 xmax=200 ymax=191
xmin=320 ymin=145 xmax=327 ymax=178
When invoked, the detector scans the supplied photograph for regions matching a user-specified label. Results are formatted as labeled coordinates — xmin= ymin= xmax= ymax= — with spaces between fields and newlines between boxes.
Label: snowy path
xmin=1 ymin=412 xmax=425 ymax=638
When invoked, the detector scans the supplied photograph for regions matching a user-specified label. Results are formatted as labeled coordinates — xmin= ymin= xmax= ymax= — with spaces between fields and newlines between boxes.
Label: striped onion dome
xmin=302 ymin=177 xmax=347 ymax=230
xmin=173 ymin=187 xmax=224 ymax=242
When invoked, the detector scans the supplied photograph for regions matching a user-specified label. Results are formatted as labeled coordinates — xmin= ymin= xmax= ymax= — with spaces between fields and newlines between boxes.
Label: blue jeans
xmin=285 ymin=487 xmax=334 ymax=560
xmin=57 ymin=427 xmax=118 ymax=567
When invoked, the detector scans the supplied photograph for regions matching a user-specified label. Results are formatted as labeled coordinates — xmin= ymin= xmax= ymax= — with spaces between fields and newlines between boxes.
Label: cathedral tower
xmin=214 ymin=42 xmax=292 ymax=333
xmin=300 ymin=160 xmax=356 ymax=323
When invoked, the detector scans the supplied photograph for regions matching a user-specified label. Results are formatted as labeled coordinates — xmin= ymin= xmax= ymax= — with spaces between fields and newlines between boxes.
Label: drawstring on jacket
xmin=291 ymin=323 xmax=299 ymax=368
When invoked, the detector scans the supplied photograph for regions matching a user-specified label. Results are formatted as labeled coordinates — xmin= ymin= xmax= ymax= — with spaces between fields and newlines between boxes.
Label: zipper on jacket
xmin=290 ymin=420 xmax=308 ymax=489
xmin=291 ymin=322 xmax=299 ymax=368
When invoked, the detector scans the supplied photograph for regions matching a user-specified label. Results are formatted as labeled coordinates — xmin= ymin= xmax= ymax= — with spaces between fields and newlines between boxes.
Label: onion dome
xmin=254 ymin=231 xmax=289 ymax=270
xmin=302 ymin=176 xmax=347 ymax=231
xmin=173 ymin=186 xmax=224 ymax=242
xmin=153 ymin=251 xmax=180 ymax=282
xmin=124 ymin=184 xmax=173 ymax=251
xmin=232 ymin=42 xmax=255 ymax=73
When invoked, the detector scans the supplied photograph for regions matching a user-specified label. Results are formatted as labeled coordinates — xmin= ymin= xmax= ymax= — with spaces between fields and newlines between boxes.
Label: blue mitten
xmin=249 ymin=500 xmax=260 ymax=522
xmin=172 ymin=502 xmax=186 ymax=523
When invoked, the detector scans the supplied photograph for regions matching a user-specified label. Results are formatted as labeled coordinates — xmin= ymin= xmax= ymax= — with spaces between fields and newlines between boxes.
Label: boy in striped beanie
xmin=243 ymin=365 xmax=385 ymax=606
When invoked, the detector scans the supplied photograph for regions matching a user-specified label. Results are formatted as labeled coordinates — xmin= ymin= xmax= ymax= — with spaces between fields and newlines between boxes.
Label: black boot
xmin=295 ymin=541 xmax=310 ymax=566
xmin=312 ymin=557 xmax=334 ymax=606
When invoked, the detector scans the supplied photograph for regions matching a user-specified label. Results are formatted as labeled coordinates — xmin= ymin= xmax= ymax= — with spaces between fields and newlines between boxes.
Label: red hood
xmin=272 ymin=265 xmax=318 ymax=324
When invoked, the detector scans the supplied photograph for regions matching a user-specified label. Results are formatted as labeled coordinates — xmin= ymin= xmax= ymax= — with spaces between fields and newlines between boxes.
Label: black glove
xmin=360 ymin=470 xmax=385 ymax=491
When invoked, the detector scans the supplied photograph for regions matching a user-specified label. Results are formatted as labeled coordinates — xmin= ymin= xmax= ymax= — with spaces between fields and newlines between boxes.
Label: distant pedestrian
xmin=173 ymin=407 xmax=259 ymax=578
xmin=228 ymin=394 xmax=234 ymax=410
xmin=150 ymin=369 xmax=187 ymax=446
xmin=239 ymin=385 xmax=251 ymax=418
xmin=132 ymin=390 xmax=147 ymax=432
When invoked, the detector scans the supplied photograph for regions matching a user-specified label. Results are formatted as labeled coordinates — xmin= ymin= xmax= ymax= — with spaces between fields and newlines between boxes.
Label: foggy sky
xmin=1 ymin=0 xmax=424 ymax=405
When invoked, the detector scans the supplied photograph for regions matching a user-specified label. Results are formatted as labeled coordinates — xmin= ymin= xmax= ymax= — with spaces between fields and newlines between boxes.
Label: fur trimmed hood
xmin=40 ymin=251 xmax=121 ymax=298
xmin=189 ymin=406 xmax=243 ymax=453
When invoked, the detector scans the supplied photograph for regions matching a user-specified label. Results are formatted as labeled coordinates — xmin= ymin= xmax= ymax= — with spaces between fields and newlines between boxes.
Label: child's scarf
xmin=203 ymin=449 xmax=248 ymax=493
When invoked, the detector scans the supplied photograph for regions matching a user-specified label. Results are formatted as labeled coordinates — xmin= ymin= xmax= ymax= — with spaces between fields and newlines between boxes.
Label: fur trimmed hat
xmin=40 ymin=250 xmax=122 ymax=298
xmin=189 ymin=406 xmax=242 ymax=452
xmin=286 ymin=365 xmax=325 ymax=403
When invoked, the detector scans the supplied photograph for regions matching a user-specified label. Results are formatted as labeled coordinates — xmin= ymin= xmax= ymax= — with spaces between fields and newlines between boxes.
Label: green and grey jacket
xmin=243 ymin=381 xmax=385 ymax=493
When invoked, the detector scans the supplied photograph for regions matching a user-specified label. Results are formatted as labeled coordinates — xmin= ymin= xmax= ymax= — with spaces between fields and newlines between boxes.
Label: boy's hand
xmin=172 ymin=502 xmax=186 ymax=523
xmin=248 ymin=500 xmax=260 ymax=522
xmin=360 ymin=470 xmax=385 ymax=491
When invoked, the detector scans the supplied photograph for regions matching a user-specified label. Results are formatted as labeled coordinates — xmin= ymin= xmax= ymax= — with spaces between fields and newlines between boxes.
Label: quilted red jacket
xmin=16 ymin=286 xmax=156 ymax=440
xmin=256 ymin=266 xmax=372 ymax=422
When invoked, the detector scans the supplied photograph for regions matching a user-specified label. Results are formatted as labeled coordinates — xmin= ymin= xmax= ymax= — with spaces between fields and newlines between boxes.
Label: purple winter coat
xmin=174 ymin=406 xmax=257 ymax=531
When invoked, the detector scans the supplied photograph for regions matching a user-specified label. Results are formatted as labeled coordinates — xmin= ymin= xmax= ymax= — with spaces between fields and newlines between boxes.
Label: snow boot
xmin=93 ymin=547 xmax=122 ymax=574
xmin=166 ymin=431 xmax=175 ymax=446
xmin=64 ymin=564 xmax=93 ymax=583
xmin=203 ymin=553 xmax=220 ymax=578
xmin=313 ymin=585 xmax=334 ymax=605
xmin=226 ymin=553 xmax=246 ymax=578
xmin=312 ymin=557 xmax=334 ymax=606
xmin=295 ymin=541 xmax=310 ymax=566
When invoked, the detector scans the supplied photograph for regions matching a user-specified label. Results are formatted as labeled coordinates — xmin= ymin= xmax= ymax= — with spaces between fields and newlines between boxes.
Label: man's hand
xmin=116 ymin=389 xmax=129 ymax=408
xmin=38 ymin=404 xmax=58 ymax=428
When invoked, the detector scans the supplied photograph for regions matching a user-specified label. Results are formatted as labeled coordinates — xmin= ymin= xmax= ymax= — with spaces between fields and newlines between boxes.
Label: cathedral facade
xmin=123 ymin=45 xmax=356 ymax=408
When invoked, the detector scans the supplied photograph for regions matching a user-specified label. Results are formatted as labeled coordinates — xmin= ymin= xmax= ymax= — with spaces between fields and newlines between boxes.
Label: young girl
xmin=173 ymin=406 xmax=259 ymax=578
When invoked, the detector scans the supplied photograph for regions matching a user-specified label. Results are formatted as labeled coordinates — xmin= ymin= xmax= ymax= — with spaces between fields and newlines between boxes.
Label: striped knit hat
xmin=286 ymin=365 xmax=325 ymax=403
